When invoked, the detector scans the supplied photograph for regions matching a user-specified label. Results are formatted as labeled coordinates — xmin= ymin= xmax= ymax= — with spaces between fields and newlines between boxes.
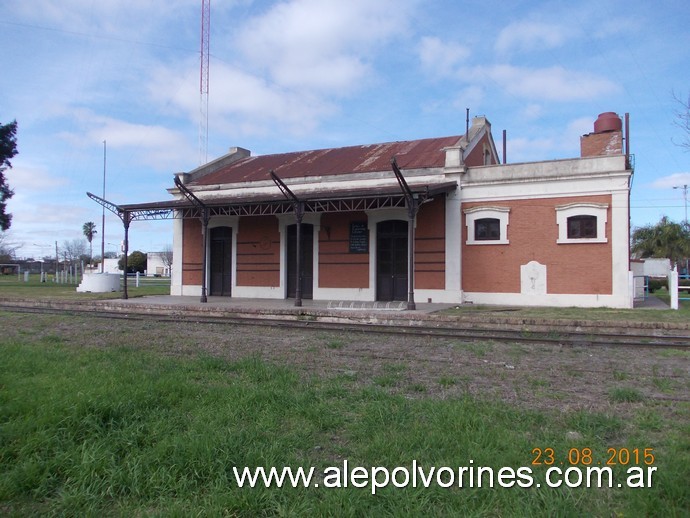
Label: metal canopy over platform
xmin=87 ymin=167 xmax=457 ymax=305
xmin=112 ymin=180 xmax=458 ymax=221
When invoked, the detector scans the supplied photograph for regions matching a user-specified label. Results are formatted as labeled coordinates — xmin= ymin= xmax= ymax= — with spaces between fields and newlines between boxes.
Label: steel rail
xmin=1 ymin=304 xmax=688 ymax=350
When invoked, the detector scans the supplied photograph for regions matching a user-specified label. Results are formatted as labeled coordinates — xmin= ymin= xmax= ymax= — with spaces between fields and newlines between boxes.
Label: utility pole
xmin=673 ymin=184 xmax=688 ymax=225
xmin=674 ymin=184 xmax=689 ymax=275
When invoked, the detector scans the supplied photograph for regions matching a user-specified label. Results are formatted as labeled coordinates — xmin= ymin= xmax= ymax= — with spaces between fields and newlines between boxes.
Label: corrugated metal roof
xmin=120 ymin=180 xmax=457 ymax=212
xmin=193 ymin=135 xmax=462 ymax=186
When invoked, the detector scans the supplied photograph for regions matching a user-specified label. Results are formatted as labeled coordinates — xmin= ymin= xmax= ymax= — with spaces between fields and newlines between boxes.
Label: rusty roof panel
xmin=120 ymin=180 xmax=457 ymax=213
xmin=194 ymin=135 xmax=461 ymax=186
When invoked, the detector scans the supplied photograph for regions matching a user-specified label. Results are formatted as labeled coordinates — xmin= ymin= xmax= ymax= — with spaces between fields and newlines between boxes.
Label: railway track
xmin=1 ymin=301 xmax=688 ymax=350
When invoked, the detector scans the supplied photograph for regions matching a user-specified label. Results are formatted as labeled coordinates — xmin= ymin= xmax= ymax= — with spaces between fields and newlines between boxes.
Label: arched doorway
xmin=209 ymin=226 xmax=232 ymax=296
xmin=377 ymin=220 xmax=408 ymax=301
xmin=286 ymin=223 xmax=314 ymax=299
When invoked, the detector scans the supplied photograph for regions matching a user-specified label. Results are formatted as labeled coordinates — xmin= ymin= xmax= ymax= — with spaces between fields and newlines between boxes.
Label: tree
xmin=118 ymin=250 xmax=147 ymax=274
xmin=0 ymin=231 xmax=20 ymax=262
xmin=82 ymin=222 xmax=97 ymax=264
xmin=61 ymin=239 xmax=89 ymax=265
xmin=161 ymin=243 xmax=173 ymax=275
xmin=0 ymin=120 xmax=18 ymax=231
xmin=631 ymin=216 xmax=690 ymax=268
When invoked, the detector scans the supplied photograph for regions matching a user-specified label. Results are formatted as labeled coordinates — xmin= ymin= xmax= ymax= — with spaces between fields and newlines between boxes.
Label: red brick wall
xmin=319 ymin=212 xmax=369 ymax=288
xmin=182 ymin=218 xmax=203 ymax=286
xmin=462 ymin=195 xmax=612 ymax=294
xmin=580 ymin=131 xmax=622 ymax=157
xmin=465 ymin=133 xmax=496 ymax=166
xmin=415 ymin=196 xmax=445 ymax=289
xmin=236 ymin=216 xmax=280 ymax=287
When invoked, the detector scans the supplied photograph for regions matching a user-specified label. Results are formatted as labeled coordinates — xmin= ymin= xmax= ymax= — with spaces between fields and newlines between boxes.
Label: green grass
xmin=442 ymin=293 xmax=690 ymax=324
xmin=0 ymin=274 xmax=170 ymax=299
xmin=1 ymin=335 xmax=688 ymax=515
xmin=609 ymin=387 xmax=645 ymax=403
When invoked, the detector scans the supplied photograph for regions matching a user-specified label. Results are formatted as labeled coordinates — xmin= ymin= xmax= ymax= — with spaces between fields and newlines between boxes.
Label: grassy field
xmin=0 ymin=274 xmax=170 ymax=299
xmin=441 ymin=288 xmax=690 ymax=324
xmin=0 ymin=311 xmax=688 ymax=516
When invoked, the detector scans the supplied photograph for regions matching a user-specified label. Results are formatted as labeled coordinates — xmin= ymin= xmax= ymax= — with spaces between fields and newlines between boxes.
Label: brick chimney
xmin=580 ymin=112 xmax=623 ymax=157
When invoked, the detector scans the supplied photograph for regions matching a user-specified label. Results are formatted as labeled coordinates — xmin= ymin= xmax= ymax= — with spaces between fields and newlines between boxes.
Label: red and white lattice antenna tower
xmin=199 ymin=0 xmax=210 ymax=165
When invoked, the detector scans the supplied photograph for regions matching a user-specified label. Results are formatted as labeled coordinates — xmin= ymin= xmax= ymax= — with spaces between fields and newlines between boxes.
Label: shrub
xmin=648 ymin=278 xmax=667 ymax=293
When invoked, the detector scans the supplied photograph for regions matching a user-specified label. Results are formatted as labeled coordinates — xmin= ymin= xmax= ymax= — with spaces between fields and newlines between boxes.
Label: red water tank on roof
xmin=593 ymin=112 xmax=622 ymax=133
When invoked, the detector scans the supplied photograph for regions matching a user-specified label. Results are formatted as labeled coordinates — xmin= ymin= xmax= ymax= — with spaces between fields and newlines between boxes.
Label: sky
xmin=1 ymin=0 xmax=689 ymax=260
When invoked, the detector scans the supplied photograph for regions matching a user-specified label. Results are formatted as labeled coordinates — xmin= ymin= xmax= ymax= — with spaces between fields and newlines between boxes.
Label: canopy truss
xmin=87 ymin=170 xmax=457 ymax=306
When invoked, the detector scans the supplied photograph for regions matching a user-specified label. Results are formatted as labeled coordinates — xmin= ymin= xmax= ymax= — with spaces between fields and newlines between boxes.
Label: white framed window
xmin=555 ymin=202 xmax=608 ymax=244
xmin=464 ymin=206 xmax=510 ymax=245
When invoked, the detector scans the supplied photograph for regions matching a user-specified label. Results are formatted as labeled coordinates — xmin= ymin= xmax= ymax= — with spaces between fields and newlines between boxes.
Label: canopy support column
xmin=123 ymin=211 xmax=131 ymax=299
xmin=86 ymin=192 xmax=134 ymax=300
xmin=174 ymin=176 xmax=209 ymax=303
xmin=200 ymin=207 xmax=209 ymax=303
xmin=391 ymin=158 xmax=429 ymax=311
xmin=271 ymin=171 xmax=305 ymax=307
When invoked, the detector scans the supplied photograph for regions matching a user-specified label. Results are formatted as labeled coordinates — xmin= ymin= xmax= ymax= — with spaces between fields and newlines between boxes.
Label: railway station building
xmin=121 ymin=112 xmax=634 ymax=308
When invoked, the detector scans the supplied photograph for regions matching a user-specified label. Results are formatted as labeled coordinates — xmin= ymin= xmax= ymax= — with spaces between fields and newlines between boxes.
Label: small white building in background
xmin=100 ymin=252 xmax=171 ymax=277
xmin=631 ymin=258 xmax=671 ymax=278
xmin=102 ymin=258 xmax=121 ymax=274
xmin=146 ymin=252 xmax=171 ymax=277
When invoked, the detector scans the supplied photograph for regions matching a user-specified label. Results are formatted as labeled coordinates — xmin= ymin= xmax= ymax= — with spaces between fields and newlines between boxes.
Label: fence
xmin=679 ymin=273 xmax=690 ymax=302
xmin=121 ymin=272 xmax=172 ymax=289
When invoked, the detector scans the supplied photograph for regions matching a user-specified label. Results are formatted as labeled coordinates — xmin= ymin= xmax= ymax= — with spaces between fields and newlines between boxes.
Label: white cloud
xmin=520 ymin=104 xmax=544 ymax=120
xmin=55 ymin=109 xmax=195 ymax=171
xmin=505 ymin=115 xmax=597 ymax=163
xmin=237 ymin=0 xmax=411 ymax=93
xmin=5 ymin=162 xmax=69 ymax=191
xmin=148 ymin=61 xmax=338 ymax=138
xmin=505 ymin=136 xmax=557 ymax=163
xmin=651 ymin=173 xmax=690 ymax=189
xmin=470 ymin=64 xmax=619 ymax=101
xmin=450 ymin=86 xmax=485 ymax=112
xmin=566 ymin=116 xmax=596 ymax=140
xmin=495 ymin=21 xmax=572 ymax=55
xmin=416 ymin=33 xmax=618 ymax=103
xmin=418 ymin=36 xmax=471 ymax=77
xmin=7 ymin=0 xmax=199 ymax=37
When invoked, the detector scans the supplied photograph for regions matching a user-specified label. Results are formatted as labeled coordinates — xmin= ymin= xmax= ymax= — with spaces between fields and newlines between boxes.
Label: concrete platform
xmin=114 ymin=295 xmax=457 ymax=315
xmin=633 ymin=295 xmax=670 ymax=310
xmin=2 ymin=294 xmax=689 ymax=336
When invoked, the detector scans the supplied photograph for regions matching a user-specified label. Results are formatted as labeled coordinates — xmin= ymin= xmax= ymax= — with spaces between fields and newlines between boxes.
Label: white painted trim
xmin=464 ymin=206 xmax=510 ymax=245
xmin=171 ymin=214 xmax=184 ymax=295
xmin=415 ymin=289 xmax=463 ymax=304
xmin=232 ymin=286 xmax=284 ymax=299
xmin=312 ymin=287 xmax=374 ymax=301
xmin=181 ymin=284 xmax=202 ymax=297
xmin=464 ymin=291 xmax=631 ymax=309
xmin=445 ymin=190 xmax=462 ymax=295
xmin=555 ymin=202 xmax=608 ymax=244
xmin=611 ymin=191 xmax=632 ymax=304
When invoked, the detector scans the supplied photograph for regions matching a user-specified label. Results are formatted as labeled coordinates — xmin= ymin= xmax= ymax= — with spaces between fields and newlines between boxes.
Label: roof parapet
xmin=187 ymin=146 xmax=251 ymax=183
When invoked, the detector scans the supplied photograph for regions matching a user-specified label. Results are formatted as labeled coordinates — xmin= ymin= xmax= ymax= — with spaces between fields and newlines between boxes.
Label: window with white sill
xmin=464 ymin=206 xmax=510 ymax=245
xmin=556 ymin=203 xmax=608 ymax=244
